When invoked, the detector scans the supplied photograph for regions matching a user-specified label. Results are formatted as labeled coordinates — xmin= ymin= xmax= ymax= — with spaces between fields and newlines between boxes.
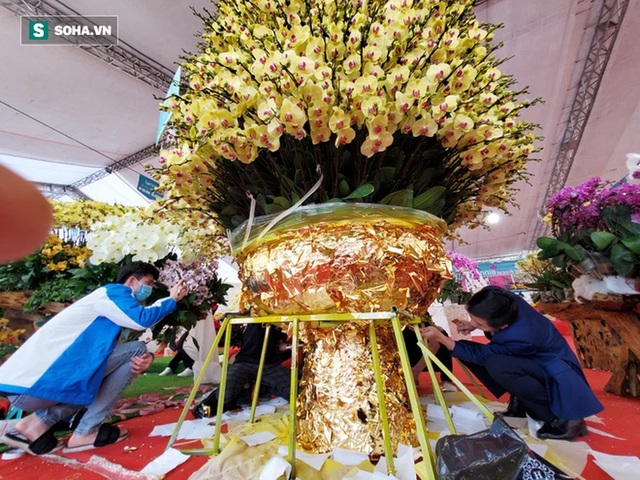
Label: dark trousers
xmin=402 ymin=327 xmax=454 ymax=383
xmin=203 ymin=361 xmax=290 ymax=411
xmin=462 ymin=354 xmax=556 ymax=423
xmin=168 ymin=349 xmax=194 ymax=372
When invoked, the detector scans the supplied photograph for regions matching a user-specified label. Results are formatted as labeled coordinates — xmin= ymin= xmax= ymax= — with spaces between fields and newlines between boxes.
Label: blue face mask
xmin=133 ymin=278 xmax=153 ymax=302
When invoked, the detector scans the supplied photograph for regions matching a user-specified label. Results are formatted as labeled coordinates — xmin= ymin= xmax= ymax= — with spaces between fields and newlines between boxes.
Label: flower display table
xmin=537 ymin=301 xmax=640 ymax=397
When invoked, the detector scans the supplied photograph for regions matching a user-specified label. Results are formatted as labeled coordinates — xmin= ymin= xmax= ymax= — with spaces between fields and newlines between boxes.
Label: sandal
xmin=62 ymin=424 xmax=128 ymax=453
xmin=0 ymin=427 xmax=62 ymax=455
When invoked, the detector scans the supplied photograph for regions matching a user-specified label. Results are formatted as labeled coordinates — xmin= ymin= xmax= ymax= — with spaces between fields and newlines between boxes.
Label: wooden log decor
xmin=0 ymin=291 xmax=69 ymax=316
xmin=537 ymin=301 xmax=640 ymax=397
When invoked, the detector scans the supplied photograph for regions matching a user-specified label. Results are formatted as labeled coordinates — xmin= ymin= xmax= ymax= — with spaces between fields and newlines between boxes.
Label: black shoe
xmin=191 ymin=402 xmax=211 ymax=419
xmin=501 ymin=396 xmax=527 ymax=418
xmin=537 ymin=419 xmax=588 ymax=441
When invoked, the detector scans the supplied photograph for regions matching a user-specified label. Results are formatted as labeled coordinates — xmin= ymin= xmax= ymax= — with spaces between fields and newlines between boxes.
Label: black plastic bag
xmin=436 ymin=415 xmax=574 ymax=480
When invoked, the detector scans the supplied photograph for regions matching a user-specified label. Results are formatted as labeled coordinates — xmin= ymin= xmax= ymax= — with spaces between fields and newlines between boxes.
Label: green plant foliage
xmin=537 ymin=204 xmax=640 ymax=278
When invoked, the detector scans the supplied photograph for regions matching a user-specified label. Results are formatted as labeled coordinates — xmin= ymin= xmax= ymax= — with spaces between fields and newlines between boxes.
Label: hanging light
xmin=485 ymin=211 xmax=501 ymax=224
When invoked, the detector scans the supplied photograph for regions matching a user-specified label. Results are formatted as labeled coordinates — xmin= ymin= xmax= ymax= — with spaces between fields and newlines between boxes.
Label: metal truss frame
xmin=37 ymin=182 xmax=90 ymax=200
xmin=528 ymin=0 xmax=630 ymax=247
xmin=2 ymin=0 xmax=174 ymax=91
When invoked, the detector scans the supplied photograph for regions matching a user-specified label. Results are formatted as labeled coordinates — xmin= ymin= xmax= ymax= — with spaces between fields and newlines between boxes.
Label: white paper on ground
xmin=526 ymin=443 xmax=548 ymax=458
xmin=259 ymin=455 xmax=291 ymax=480
xmin=277 ymin=446 xmax=330 ymax=471
xmin=527 ymin=415 xmax=544 ymax=438
xmin=586 ymin=425 xmax=626 ymax=440
xmin=541 ymin=440 xmax=590 ymax=478
xmin=262 ymin=397 xmax=289 ymax=407
xmin=585 ymin=414 xmax=605 ymax=425
xmin=372 ymin=444 xmax=416 ymax=480
xmin=140 ymin=448 xmax=190 ymax=476
xmin=449 ymin=404 xmax=487 ymax=434
xmin=240 ymin=431 xmax=277 ymax=446
xmin=589 ymin=449 xmax=640 ymax=480
xmin=227 ymin=404 xmax=277 ymax=421
xmin=332 ymin=447 xmax=369 ymax=465
xmin=346 ymin=471 xmax=398 ymax=479
xmin=149 ymin=418 xmax=218 ymax=439
xmin=426 ymin=403 xmax=448 ymax=420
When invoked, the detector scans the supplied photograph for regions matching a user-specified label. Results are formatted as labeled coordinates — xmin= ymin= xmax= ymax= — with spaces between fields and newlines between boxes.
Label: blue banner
xmin=136 ymin=174 xmax=162 ymax=200
xmin=477 ymin=260 xmax=518 ymax=277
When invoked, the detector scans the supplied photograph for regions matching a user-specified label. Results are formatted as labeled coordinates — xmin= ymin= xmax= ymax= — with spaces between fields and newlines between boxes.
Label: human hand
xmin=419 ymin=326 xmax=445 ymax=342
xmin=451 ymin=318 xmax=475 ymax=335
xmin=169 ymin=279 xmax=189 ymax=302
xmin=131 ymin=352 xmax=153 ymax=375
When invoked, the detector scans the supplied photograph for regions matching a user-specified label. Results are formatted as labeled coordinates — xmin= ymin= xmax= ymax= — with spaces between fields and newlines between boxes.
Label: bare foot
xmin=66 ymin=431 xmax=98 ymax=449
xmin=15 ymin=414 xmax=48 ymax=442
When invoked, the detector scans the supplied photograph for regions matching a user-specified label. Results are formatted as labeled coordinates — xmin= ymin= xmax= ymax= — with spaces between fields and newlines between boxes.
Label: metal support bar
xmin=49 ymin=144 xmax=157 ymax=198
xmin=249 ymin=325 xmax=271 ymax=423
xmin=412 ymin=327 xmax=456 ymax=435
xmin=167 ymin=310 xmax=494 ymax=479
xmin=36 ymin=182 xmax=92 ymax=200
xmin=390 ymin=314 xmax=436 ymax=480
xmin=212 ymin=316 xmax=233 ymax=454
xmin=369 ymin=321 xmax=396 ymax=476
xmin=165 ymin=313 xmax=233 ymax=451
xmin=286 ymin=318 xmax=300 ymax=479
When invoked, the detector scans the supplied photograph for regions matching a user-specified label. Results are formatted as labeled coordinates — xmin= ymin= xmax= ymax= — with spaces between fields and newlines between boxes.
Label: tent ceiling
xmin=1 ymin=0 xmax=639 ymax=261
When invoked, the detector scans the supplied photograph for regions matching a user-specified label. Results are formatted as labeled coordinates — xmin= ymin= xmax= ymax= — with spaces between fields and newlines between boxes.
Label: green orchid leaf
xmin=590 ymin=231 xmax=617 ymax=250
xmin=380 ymin=189 xmax=413 ymax=207
xmin=272 ymin=196 xmax=291 ymax=208
xmin=563 ymin=244 xmax=586 ymax=262
xmin=536 ymin=237 xmax=561 ymax=258
xmin=265 ymin=203 xmax=286 ymax=214
xmin=344 ymin=183 xmax=374 ymax=200
xmin=610 ymin=243 xmax=637 ymax=276
xmin=413 ymin=186 xmax=446 ymax=209
xmin=427 ymin=198 xmax=446 ymax=216
xmin=338 ymin=179 xmax=351 ymax=197
xmin=220 ymin=205 xmax=236 ymax=216
xmin=621 ymin=236 xmax=640 ymax=255
xmin=536 ymin=237 xmax=557 ymax=249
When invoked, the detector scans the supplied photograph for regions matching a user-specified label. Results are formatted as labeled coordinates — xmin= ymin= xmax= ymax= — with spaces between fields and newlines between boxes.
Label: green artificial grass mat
xmin=121 ymin=356 xmax=203 ymax=398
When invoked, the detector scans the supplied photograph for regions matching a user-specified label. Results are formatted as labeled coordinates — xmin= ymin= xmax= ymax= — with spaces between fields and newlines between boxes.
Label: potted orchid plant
xmin=536 ymin=175 xmax=640 ymax=279
xmin=437 ymin=251 xmax=483 ymax=304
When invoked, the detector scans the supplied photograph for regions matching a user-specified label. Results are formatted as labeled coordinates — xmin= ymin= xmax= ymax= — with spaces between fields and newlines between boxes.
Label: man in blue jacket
xmin=0 ymin=261 xmax=188 ymax=454
xmin=421 ymin=286 xmax=603 ymax=441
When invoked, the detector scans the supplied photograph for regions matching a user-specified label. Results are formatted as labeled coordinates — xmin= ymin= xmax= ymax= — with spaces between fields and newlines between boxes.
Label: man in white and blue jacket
xmin=0 ymin=261 xmax=188 ymax=454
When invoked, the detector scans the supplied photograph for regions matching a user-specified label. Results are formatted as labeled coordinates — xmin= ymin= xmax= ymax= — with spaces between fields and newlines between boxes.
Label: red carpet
xmin=1 ymin=330 xmax=638 ymax=479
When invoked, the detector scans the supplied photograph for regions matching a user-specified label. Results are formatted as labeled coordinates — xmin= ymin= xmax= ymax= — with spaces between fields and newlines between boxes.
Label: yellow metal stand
xmin=165 ymin=310 xmax=493 ymax=479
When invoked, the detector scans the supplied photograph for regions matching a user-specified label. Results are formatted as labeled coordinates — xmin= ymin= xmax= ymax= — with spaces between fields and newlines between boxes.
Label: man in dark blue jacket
xmin=421 ymin=286 xmax=603 ymax=441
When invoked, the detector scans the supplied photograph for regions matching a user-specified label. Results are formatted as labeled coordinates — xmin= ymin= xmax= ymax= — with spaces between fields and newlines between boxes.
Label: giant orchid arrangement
xmin=154 ymin=0 xmax=539 ymax=236
xmin=537 ymin=175 xmax=640 ymax=278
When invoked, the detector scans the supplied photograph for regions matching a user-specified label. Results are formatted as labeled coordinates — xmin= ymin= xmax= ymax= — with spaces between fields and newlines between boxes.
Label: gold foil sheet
xmin=296 ymin=322 xmax=417 ymax=455
xmin=236 ymin=219 xmax=450 ymax=316
xmin=234 ymin=213 xmax=450 ymax=455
